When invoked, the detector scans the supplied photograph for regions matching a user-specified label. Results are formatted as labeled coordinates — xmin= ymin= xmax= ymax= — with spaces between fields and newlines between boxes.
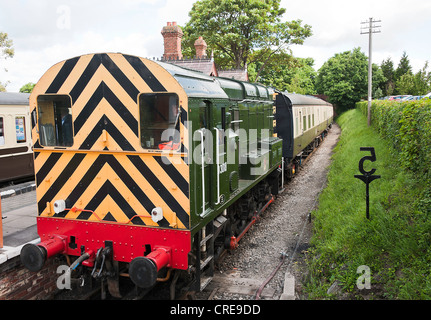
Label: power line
xmin=361 ymin=18 xmax=381 ymax=126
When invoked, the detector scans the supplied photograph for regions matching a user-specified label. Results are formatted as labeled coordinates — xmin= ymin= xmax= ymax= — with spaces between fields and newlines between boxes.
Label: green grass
xmin=305 ymin=109 xmax=431 ymax=299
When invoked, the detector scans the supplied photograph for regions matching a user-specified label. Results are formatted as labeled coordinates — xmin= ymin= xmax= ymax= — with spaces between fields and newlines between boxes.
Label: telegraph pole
xmin=361 ymin=18 xmax=381 ymax=126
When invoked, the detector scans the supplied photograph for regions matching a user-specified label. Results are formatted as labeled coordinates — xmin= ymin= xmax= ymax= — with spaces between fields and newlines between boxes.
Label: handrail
xmin=198 ymin=129 xmax=206 ymax=217
xmin=66 ymin=207 xmax=103 ymax=221
xmin=214 ymin=127 xmax=221 ymax=205
xmin=125 ymin=214 xmax=152 ymax=224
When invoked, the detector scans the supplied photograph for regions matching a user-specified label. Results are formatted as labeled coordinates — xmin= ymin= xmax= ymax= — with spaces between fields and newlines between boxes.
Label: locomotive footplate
xmin=34 ymin=217 xmax=191 ymax=266
xmin=24 ymin=217 xmax=192 ymax=296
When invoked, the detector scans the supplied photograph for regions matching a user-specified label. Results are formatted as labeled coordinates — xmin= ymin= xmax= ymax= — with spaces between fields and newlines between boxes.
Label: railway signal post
xmin=354 ymin=147 xmax=381 ymax=219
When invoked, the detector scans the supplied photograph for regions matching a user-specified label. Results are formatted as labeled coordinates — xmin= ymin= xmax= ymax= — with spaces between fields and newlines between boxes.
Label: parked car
xmin=400 ymin=95 xmax=413 ymax=101
xmin=389 ymin=95 xmax=410 ymax=101
xmin=403 ymin=95 xmax=422 ymax=101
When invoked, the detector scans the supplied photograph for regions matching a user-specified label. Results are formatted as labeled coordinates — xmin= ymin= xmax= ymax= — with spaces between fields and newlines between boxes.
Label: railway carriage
xmin=21 ymin=52 xmax=332 ymax=298
xmin=0 ymin=92 xmax=34 ymax=183
xmin=275 ymin=93 xmax=333 ymax=178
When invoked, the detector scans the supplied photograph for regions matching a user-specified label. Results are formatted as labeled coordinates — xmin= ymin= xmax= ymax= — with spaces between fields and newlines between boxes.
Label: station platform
xmin=0 ymin=181 xmax=40 ymax=265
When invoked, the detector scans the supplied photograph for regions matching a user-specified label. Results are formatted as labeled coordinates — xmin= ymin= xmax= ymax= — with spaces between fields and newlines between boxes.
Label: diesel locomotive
xmin=20 ymin=53 xmax=333 ymax=298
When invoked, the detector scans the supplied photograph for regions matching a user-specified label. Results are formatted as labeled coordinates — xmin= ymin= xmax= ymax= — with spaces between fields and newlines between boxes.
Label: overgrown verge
xmin=305 ymin=106 xmax=431 ymax=299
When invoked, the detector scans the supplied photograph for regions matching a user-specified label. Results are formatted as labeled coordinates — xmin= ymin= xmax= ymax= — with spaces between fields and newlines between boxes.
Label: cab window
xmin=37 ymin=95 xmax=73 ymax=147
xmin=139 ymin=93 xmax=180 ymax=150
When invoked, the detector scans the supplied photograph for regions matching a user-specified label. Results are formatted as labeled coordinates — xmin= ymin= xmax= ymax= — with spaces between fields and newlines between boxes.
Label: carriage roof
xmin=0 ymin=92 xmax=30 ymax=105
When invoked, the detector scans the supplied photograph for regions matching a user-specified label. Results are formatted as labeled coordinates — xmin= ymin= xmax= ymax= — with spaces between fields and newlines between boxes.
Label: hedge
xmin=356 ymin=99 xmax=431 ymax=182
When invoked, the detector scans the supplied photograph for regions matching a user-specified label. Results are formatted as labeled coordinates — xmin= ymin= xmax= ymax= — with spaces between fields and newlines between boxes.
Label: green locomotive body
xmin=160 ymin=60 xmax=283 ymax=233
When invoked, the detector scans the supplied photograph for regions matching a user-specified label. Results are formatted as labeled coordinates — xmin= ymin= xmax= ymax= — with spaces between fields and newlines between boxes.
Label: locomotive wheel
xmin=223 ymin=222 xmax=233 ymax=250
xmin=239 ymin=195 xmax=256 ymax=221
xmin=256 ymin=181 xmax=271 ymax=208
xmin=247 ymin=197 xmax=256 ymax=220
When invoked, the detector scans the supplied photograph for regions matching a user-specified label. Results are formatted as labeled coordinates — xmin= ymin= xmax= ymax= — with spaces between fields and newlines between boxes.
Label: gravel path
xmin=196 ymin=123 xmax=341 ymax=300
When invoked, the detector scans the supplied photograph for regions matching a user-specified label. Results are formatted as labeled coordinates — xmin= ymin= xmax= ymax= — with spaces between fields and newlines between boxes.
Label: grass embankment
xmin=306 ymin=108 xmax=431 ymax=299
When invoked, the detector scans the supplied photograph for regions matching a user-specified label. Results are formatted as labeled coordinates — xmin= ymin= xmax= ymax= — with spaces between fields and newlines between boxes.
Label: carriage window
xmin=139 ymin=93 xmax=180 ymax=150
xmin=37 ymin=95 xmax=73 ymax=147
xmin=0 ymin=117 xmax=4 ymax=146
xmin=15 ymin=116 xmax=26 ymax=143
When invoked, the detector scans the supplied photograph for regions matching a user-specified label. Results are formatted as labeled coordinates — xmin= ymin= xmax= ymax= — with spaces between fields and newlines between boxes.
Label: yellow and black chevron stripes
xmin=30 ymin=53 xmax=189 ymax=153
xmin=35 ymin=152 xmax=189 ymax=229
xmin=30 ymin=53 xmax=190 ymax=229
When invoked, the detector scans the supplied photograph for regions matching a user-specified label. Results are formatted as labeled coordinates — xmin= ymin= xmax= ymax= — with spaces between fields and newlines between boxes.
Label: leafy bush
xmin=357 ymin=99 xmax=431 ymax=181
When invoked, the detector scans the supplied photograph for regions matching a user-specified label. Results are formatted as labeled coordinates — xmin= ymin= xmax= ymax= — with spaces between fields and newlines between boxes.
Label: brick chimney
xmin=161 ymin=22 xmax=183 ymax=60
xmin=194 ymin=36 xmax=207 ymax=59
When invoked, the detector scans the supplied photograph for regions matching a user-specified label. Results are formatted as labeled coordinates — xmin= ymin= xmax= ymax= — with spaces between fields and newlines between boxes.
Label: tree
xmin=315 ymin=48 xmax=384 ymax=112
xmin=394 ymin=51 xmax=412 ymax=88
xmin=372 ymin=63 xmax=386 ymax=98
xmin=182 ymin=0 xmax=312 ymax=72
xmin=285 ymin=57 xmax=317 ymax=95
xmin=413 ymin=61 xmax=431 ymax=95
xmin=395 ymin=73 xmax=415 ymax=95
xmin=19 ymin=82 xmax=36 ymax=93
xmin=380 ymin=57 xmax=395 ymax=96
xmin=248 ymin=50 xmax=300 ymax=89
xmin=0 ymin=32 xmax=14 ymax=92
xmin=395 ymin=61 xmax=431 ymax=95
xmin=0 ymin=32 xmax=14 ymax=61
xmin=249 ymin=54 xmax=316 ymax=94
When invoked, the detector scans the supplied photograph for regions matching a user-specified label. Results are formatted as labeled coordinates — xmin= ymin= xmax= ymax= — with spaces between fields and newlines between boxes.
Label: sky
xmin=0 ymin=0 xmax=430 ymax=92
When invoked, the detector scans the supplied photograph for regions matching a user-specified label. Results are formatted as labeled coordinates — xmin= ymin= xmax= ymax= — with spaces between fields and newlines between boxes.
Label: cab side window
xmin=139 ymin=93 xmax=180 ymax=150
xmin=37 ymin=95 xmax=73 ymax=147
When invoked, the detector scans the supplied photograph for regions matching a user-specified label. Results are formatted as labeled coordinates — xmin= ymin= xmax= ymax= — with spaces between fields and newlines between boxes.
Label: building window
xmin=139 ymin=93 xmax=180 ymax=150
xmin=37 ymin=95 xmax=73 ymax=147
xmin=0 ymin=117 xmax=4 ymax=146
